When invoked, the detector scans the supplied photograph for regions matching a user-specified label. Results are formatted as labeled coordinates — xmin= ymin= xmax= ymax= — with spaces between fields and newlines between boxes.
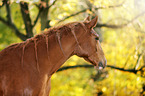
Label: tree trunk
xmin=20 ymin=2 xmax=33 ymax=38
xmin=40 ymin=0 xmax=50 ymax=31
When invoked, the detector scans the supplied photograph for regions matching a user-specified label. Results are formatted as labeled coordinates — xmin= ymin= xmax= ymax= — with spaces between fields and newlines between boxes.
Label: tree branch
xmin=57 ymin=65 xmax=93 ymax=72
xmin=96 ymin=1 xmax=125 ymax=9
xmin=58 ymin=9 xmax=89 ymax=23
xmin=58 ymin=2 xmax=124 ymax=23
xmin=40 ymin=0 xmax=50 ymax=30
xmin=33 ymin=1 xmax=50 ymax=27
xmin=107 ymin=65 xmax=138 ymax=73
xmin=33 ymin=8 xmax=42 ymax=27
xmin=96 ymin=23 xmax=129 ymax=28
xmin=0 ymin=16 xmax=8 ymax=25
xmin=0 ymin=0 xmax=28 ymax=41
xmin=49 ymin=0 xmax=58 ymax=8
xmin=57 ymin=64 xmax=145 ymax=75
xmin=10 ymin=23 xmax=28 ymax=41
xmin=5 ymin=0 xmax=12 ymax=23
xmin=96 ymin=10 xmax=145 ymax=28
xmin=0 ymin=16 xmax=28 ymax=41
xmin=20 ymin=2 xmax=33 ymax=38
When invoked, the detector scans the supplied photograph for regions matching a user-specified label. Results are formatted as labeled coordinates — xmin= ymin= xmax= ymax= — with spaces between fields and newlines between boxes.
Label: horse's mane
xmin=1 ymin=21 xmax=84 ymax=72
xmin=23 ymin=22 xmax=83 ymax=72
xmin=3 ymin=22 xmax=79 ymax=48
xmin=42 ymin=22 xmax=79 ymax=36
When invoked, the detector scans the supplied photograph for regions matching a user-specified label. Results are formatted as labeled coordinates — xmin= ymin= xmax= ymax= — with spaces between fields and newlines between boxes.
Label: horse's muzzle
xmin=98 ymin=60 xmax=107 ymax=69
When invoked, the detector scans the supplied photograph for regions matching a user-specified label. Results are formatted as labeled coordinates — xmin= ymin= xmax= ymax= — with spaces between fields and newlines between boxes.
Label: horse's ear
xmin=85 ymin=16 xmax=98 ymax=29
xmin=84 ymin=16 xmax=90 ymax=22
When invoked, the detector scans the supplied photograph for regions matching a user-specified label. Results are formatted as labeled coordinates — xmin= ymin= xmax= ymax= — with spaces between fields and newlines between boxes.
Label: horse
xmin=0 ymin=16 xmax=106 ymax=96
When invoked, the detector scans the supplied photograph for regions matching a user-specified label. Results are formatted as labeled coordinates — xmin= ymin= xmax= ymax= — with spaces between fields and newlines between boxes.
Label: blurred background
xmin=0 ymin=0 xmax=145 ymax=96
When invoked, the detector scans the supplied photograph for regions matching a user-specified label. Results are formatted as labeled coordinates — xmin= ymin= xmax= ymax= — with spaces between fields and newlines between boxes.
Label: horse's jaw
xmin=83 ymin=57 xmax=105 ymax=69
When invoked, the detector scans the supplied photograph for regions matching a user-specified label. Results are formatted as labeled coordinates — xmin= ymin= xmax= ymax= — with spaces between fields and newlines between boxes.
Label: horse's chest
xmin=32 ymin=75 xmax=51 ymax=96
xmin=23 ymin=87 xmax=33 ymax=95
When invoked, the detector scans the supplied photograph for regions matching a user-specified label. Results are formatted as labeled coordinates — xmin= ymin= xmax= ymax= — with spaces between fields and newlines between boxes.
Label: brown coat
xmin=0 ymin=16 xmax=106 ymax=96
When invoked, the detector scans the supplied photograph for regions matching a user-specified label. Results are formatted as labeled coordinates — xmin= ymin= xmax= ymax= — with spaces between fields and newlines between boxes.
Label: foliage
xmin=0 ymin=0 xmax=145 ymax=96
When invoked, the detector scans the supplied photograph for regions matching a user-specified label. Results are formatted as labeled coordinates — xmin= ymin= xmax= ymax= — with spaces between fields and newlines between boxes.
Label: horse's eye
xmin=95 ymin=37 xmax=99 ymax=40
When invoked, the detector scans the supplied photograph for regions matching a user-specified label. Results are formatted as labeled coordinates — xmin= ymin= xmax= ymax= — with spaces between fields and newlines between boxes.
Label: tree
xmin=0 ymin=0 xmax=145 ymax=95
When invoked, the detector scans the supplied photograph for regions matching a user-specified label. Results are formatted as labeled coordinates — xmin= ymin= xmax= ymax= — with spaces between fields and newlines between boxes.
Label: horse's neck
xmin=32 ymin=27 xmax=77 ymax=76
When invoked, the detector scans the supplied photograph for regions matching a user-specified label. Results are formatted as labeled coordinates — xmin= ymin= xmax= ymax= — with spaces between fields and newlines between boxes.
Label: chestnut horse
xmin=0 ymin=16 xmax=106 ymax=96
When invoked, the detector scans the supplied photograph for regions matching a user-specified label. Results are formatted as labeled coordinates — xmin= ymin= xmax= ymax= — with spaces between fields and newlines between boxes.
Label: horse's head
xmin=73 ymin=16 xmax=107 ymax=69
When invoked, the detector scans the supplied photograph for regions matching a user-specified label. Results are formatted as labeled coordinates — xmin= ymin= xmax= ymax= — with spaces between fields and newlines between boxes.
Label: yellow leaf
xmin=102 ymin=87 xmax=107 ymax=92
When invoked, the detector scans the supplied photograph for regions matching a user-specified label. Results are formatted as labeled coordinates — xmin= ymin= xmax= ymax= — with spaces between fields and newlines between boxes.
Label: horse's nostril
xmin=98 ymin=62 xmax=104 ymax=68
